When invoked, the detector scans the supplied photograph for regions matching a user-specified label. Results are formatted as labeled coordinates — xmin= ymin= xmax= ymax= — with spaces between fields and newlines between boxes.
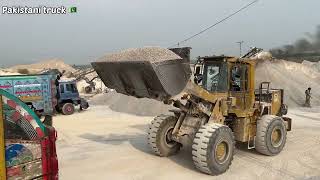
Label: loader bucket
xmin=91 ymin=47 xmax=191 ymax=101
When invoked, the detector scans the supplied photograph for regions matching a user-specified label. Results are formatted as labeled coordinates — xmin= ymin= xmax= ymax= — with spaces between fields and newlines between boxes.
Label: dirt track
xmin=55 ymin=105 xmax=320 ymax=180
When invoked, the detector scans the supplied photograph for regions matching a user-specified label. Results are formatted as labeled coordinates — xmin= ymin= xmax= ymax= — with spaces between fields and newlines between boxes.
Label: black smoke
xmin=270 ymin=25 xmax=320 ymax=60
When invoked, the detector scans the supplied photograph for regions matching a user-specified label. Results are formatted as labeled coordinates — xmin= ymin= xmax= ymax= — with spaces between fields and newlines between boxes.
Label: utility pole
xmin=236 ymin=41 xmax=244 ymax=57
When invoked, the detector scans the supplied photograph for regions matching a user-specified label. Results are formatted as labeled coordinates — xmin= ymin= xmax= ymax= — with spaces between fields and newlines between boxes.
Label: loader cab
xmin=202 ymin=59 xmax=228 ymax=92
xmin=228 ymin=60 xmax=255 ymax=114
xmin=193 ymin=57 xmax=204 ymax=85
xmin=194 ymin=56 xmax=256 ymax=115
xmin=194 ymin=56 xmax=234 ymax=92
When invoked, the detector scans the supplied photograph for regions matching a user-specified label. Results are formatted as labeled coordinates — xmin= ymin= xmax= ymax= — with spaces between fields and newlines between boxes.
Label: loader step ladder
xmin=247 ymin=127 xmax=256 ymax=149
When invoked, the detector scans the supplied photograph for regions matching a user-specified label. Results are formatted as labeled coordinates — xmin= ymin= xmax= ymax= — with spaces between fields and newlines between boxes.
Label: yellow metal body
xmin=188 ymin=57 xmax=284 ymax=142
xmin=271 ymin=90 xmax=282 ymax=115
xmin=227 ymin=58 xmax=257 ymax=118
xmin=0 ymin=96 xmax=6 ymax=180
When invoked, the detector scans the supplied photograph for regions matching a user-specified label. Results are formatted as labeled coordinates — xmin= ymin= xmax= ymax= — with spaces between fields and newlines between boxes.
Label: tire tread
xmin=255 ymin=115 xmax=287 ymax=156
xmin=147 ymin=115 xmax=179 ymax=156
xmin=192 ymin=123 xmax=235 ymax=175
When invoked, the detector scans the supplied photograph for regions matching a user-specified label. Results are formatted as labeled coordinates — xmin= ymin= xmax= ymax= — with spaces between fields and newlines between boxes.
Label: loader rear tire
xmin=192 ymin=123 xmax=235 ymax=175
xmin=255 ymin=115 xmax=287 ymax=156
xmin=147 ymin=115 xmax=181 ymax=157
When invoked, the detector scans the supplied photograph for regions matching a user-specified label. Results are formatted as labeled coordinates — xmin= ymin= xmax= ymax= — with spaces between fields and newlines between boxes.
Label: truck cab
xmin=57 ymin=80 xmax=89 ymax=115
xmin=58 ymin=80 xmax=80 ymax=103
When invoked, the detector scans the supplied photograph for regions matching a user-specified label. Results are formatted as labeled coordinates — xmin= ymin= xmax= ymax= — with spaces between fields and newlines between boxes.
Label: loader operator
xmin=305 ymin=87 xmax=312 ymax=107
xmin=230 ymin=67 xmax=241 ymax=91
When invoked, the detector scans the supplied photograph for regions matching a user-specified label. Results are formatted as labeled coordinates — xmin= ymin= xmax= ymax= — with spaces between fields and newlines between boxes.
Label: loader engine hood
xmin=91 ymin=47 xmax=191 ymax=101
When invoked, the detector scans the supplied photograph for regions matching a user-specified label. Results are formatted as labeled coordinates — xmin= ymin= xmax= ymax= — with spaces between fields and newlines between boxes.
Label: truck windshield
xmin=202 ymin=62 xmax=228 ymax=92
xmin=66 ymin=84 xmax=78 ymax=93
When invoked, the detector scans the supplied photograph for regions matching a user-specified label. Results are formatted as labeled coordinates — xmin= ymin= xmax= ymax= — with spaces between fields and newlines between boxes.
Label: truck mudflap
xmin=91 ymin=47 xmax=191 ymax=101
xmin=80 ymin=98 xmax=89 ymax=110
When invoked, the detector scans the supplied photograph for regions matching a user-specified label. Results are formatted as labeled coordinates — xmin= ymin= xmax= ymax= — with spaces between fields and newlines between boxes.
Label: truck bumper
xmin=80 ymin=98 xmax=89 ymax=110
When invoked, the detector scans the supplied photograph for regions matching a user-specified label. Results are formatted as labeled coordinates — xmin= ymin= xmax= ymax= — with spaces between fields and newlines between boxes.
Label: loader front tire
xmin=255 ymin=115 xmax=287 ymax=156
xmin=192 ymin=123 xmax=235 ymax=175
xmin=147 ymin=115 xmax=181 ymax=157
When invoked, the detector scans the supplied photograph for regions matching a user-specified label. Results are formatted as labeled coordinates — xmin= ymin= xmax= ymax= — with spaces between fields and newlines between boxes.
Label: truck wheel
xmin=62 ymin=103 xmax=75 ymax=115
xmin=192 ymin=123 xmax=235 ymax=175
xmin=255 ymin=115 xmax=287 ymax=156
xmin=147 ymin=115 xmax=181 ymax=157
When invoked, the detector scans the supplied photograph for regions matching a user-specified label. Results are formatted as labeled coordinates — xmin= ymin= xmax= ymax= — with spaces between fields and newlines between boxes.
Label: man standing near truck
xmin=305 ymin=87 xmax=312 ymax=107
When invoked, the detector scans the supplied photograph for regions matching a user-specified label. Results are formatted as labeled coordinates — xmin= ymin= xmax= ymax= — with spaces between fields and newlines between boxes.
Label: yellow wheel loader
xmin=92 ymin=47 xmax=292 ymax=175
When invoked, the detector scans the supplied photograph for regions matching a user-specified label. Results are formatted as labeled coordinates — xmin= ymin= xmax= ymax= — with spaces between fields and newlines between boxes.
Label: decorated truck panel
xmin=0 ymin=75 xmax=57 ymax=116
xmin=0 ymin=89 xmax=58 ymax=179
xmin=0 ymin=74 xmax=88 ymax=116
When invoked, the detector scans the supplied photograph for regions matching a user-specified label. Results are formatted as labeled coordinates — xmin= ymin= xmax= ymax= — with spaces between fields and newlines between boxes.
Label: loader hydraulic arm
xmin=208 ymin=98 xmax=226 ymax=124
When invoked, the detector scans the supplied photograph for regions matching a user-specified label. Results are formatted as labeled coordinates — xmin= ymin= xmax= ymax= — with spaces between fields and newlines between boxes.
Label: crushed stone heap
xmin=256 ymin=59 xmax=320 ymax=107
xmin=96 ymin=47 xmax=182 ymax=63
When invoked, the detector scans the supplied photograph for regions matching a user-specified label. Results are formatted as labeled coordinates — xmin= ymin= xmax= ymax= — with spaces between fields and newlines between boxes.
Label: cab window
xmin=66 ymin=84 xmax=77 ymax=93
xmin=202 ymin=62 xmax=228 ymax=92
xmin=230 ymin=64 xmax=248 ymax=91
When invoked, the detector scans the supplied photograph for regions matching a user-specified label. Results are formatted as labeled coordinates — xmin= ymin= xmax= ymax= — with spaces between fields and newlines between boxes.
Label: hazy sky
xmin=0 ymin=0 xmax=319 ymax=67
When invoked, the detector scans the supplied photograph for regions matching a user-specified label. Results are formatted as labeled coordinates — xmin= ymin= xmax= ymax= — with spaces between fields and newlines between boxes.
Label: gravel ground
xmin=55 ymin=105 xmax=320 ymax=180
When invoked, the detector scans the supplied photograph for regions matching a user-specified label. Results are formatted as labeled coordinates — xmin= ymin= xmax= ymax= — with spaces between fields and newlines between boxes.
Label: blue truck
xmin=0 ymin=74 xmax=89 ymax=116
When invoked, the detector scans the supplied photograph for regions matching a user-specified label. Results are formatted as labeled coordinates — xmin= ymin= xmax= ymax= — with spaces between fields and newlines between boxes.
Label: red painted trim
xmin=6 ymin=100 xmax=17 ymax=109
xmin=41 ymin=138 xmax=49 ymax=180
xmin=6 ymin=167 xmax=21 ymax=177
xmin=15 ymin=90 xmax=42 ymax=94
xmin=10 ymin=111 xmax=21 ymax=122
xmin=0 ymin=85 xmax=12 ymax=88
xmin=40 ymin=128 xmax=59 ymax=180
xmin=36 ymin=127 xmax=45 ymax=138
xmin=24 ymin=114 xmax=33 ymax=122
